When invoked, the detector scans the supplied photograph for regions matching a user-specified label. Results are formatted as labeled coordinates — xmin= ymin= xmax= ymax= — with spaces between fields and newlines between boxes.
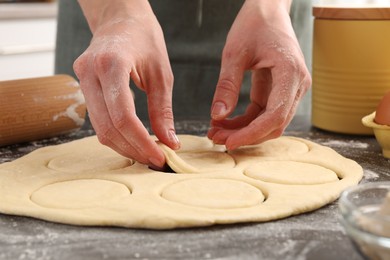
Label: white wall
xmin=0 ymin=3 xmax=58 ymax=81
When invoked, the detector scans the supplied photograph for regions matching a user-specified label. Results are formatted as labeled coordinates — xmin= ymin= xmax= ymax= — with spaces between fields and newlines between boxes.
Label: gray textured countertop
xmin=0 ymin=115 xmax=388 ymax=260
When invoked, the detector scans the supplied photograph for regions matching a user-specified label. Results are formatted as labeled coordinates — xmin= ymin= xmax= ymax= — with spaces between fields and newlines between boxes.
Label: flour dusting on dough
xmin=0 ymin=135 xmax=363 ymax=229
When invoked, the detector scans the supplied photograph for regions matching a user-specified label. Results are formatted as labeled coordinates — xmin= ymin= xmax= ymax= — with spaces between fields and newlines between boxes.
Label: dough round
xmin=159 ymin=141 xmax=234 ymax=173
xmin=161 ymin=178 xmax=264 ymax=209
xmin=31 ymin=179 xmax=131 ymax=209
xmin=0 ymin=135 xmax=363 ymax=229
xmin=48 ymin=154 xmax=132 ymax=173
xmin=244 ymin=161 xmax=339 ymax=185
xmin=172 ymin=135 xmax=225 ymax=152
xmin=229 ymin=136 xmax=309 ymax=158
xmin=158 ymin=135 xmax=230 ymax=173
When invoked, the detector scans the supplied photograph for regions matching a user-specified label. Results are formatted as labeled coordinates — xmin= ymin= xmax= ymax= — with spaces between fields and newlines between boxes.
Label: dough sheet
xmin=0 ymin=135 xmax=363 ymax=229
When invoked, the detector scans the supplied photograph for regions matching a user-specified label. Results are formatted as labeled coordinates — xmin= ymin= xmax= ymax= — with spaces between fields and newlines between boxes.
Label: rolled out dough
xmin=0 ymin=135 xmax=363 ymax=229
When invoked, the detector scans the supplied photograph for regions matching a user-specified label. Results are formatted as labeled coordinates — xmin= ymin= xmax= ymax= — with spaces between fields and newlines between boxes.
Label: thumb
xmin=211 ymin=53 xmax=246 ymax=120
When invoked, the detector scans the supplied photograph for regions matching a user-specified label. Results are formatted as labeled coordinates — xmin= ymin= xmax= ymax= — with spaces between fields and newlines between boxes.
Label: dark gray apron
xmin=55 ymin=0 xmax=311 ymax=121
xmin=56 ymin=0 xmax=249 ymax=121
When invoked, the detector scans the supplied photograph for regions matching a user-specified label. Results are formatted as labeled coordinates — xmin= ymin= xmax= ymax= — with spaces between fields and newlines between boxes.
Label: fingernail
xmin=149 ymin=157 xmax=163 ymax=168
xmin=211 ymin=101 xmax=227 ymax=119
xmin=169 ymin=130 xmax=180 ymax=149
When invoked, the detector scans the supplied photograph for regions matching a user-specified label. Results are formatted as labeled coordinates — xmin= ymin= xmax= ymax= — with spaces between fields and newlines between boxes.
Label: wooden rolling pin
xmin=0 ymin=75 xmax=86 ymax=146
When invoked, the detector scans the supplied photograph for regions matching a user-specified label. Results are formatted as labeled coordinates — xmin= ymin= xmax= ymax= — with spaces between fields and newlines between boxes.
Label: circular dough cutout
xmin=161 ymin=178 xmax=264 ymax=209
xmin=230 ymin=137 xmax=309 ymax=157
xmin=159 ymin=142 xmax=235 ymax=173
xmin=176 ymin=135 xmax=225 ymax=152
xmin=48 ymin=154 xmax=132 ymax=173
xmin=178 ymin=151 xmax=235 ymax=172
xmin=244 ymin=161 xmax=339 ymax=185
xmin=31 ymin=179 xmax=131 ymax=209
xmin=0 ymin=134 xmax=364 ymax=230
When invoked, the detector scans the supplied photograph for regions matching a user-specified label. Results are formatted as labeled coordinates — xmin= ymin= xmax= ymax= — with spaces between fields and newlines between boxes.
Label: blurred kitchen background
xmin=0 ymin=0 xmax=313 ymax=79
xmin=0 ymin=0 xmax=314 ymax=116
xmin=2 ymin=0 xmax=390 ymax=119
xmin=0 ymin=0 xmax=58 ymax=80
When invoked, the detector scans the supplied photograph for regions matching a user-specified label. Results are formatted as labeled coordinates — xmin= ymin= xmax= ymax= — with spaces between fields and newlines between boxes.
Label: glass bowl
xmin=340 ymin=182 xmax=390 ymax=260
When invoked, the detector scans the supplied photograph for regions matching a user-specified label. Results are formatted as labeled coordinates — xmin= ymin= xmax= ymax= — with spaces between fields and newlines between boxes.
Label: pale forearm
xmin=243 ymin=0 xmax=293 ymax=21
xmin=238 ymin=0 xmax=294 ymax=34
xmin=77 ymin=0 xmax=153 ymax=33
xmin=252 ymin=0 xmax=293 ymax=11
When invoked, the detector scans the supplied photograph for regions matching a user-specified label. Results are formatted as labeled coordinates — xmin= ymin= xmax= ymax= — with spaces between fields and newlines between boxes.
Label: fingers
xmin=207 ymin=102 xmax=263 ymax=143
xmin=207 ymin=0 xmax=312 ymax=150
xmin=210 ymin=47 xmax=247 ymax=121
xmin=74 ymin=53 xmax=166 ymax=168
xmin=77 ymin=74 xmax=153 ymax=165
xmin=224 ymin=68 xmax=295 ymax=149
xmin=209 ymin=66 xmax=311 ymax=150
xmin=96 ymin=55 xmax=166 ymax=167
xmin=142 ymin=62 xmax=180 ymax=151
xmin=210 ymin=67 xmax=271 ymax=129
xmin=207 ymin=67 xmax=273 ymax=147
xmin=72 ymin=13 xmax=178 ymax=168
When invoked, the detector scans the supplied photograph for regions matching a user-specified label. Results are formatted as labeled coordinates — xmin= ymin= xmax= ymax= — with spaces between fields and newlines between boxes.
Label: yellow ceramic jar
xmin=312 ymin=6 xmax=390 ymax=134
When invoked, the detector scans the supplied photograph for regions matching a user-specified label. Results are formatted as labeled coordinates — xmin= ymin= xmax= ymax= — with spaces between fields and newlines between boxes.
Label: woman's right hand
xmin=74 ymin=0 xmax=180 ymax=168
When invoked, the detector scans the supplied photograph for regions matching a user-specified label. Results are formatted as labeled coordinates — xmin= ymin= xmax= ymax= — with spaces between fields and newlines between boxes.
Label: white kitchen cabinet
xmin=0 ymin=2 xmax=58 ymax=81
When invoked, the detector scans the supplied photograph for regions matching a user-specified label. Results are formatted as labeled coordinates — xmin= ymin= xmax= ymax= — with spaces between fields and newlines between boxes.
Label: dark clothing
xmin=55 ymin=0 xmax=311 ymax=121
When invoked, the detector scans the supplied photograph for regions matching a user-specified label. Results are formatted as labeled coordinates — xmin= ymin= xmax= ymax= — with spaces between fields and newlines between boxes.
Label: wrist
xmin=242 ymin=0 xmax=293 ymax=28
xmin=78 ymin=0 xmax=154 ymax=33
xmin=244 ymin=0 xmax=292 ymax=14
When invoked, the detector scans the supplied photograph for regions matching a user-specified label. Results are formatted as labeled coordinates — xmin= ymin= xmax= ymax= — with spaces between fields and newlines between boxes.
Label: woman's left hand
xmin=208 ymin=0 xmax=312 ymax=150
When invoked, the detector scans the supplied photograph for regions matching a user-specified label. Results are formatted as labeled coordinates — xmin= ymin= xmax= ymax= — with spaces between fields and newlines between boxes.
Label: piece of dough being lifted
xmin=0 ymin=135 xmax=363 ymax=229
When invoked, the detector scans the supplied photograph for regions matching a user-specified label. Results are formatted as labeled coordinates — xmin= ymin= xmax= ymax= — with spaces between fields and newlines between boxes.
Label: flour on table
xmin=320 ymin=140 xmax=369 ymax=149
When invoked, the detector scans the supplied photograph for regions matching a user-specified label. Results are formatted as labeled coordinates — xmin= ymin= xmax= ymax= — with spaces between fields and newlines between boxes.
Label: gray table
xmin=0 ymin=116 xmax=388 ymax=260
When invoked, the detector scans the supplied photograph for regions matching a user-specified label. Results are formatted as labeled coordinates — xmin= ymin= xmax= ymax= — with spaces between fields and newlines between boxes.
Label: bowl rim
xmin=341 ymin=216 xmax=390 ymax=248
xmin=340 ymin=182 xmax=390 ymax=246
xmin=340 ymin=181 xmax=390 ymax=220
xmin=362 ymin=112 xmax=390 ymax=130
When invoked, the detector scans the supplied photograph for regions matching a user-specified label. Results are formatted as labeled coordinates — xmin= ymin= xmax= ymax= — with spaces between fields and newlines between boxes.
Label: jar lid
xmin=313 ymin=6 xmax=390 ymax=20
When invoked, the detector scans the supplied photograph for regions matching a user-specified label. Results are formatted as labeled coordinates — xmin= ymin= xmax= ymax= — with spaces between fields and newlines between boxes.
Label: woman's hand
xmin=208 ymin=0 xmax=311 ymax=150
xmin=74 ymin=0 xmax=180 ymax=168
